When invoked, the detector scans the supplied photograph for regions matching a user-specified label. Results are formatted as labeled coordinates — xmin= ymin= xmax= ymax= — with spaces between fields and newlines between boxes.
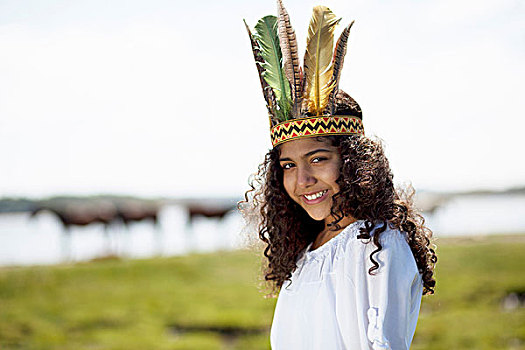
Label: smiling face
xmin=279 ymin=137 xmax=342 ymax=224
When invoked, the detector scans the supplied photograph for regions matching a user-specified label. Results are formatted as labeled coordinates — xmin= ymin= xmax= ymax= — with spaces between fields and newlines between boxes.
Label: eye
xmin=281 ymin=162 xmax=295 ymax=170
xmin=311 ymin=157 xmax=327 ymax=164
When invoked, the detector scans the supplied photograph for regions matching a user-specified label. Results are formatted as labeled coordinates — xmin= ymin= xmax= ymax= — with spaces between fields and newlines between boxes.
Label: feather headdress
xmin=245 ymin=1 xmax=364 ymax=147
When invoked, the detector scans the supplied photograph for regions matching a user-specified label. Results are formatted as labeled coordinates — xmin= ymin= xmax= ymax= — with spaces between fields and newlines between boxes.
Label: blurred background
xmin=0 ymin=0 xmax=524 ymax=349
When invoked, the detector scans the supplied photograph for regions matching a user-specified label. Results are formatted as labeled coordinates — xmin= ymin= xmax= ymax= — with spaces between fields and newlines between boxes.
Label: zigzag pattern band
xmin=270 ymin=116 xmax=364 ymax=147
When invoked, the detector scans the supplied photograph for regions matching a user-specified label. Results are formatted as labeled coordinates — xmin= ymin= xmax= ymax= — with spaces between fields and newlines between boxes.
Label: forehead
xmin=278 ymin=138 xmax=337 ymax=159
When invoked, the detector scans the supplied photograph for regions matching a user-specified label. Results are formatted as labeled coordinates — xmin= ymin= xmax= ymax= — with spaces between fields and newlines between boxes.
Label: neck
xmin=324 ymin=215 xmax=357 ymax=231
xmin=311 ymin=215 xmax=358 ymax=250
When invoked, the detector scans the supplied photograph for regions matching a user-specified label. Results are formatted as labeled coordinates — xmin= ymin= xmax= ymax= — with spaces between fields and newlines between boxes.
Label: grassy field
xmin=0 ymin=235 xmax=524 ymax=349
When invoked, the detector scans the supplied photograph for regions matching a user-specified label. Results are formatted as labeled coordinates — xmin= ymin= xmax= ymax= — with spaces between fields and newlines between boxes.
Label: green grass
xmin=0 ymin=235 xmax=523 ymax=349
xmin=412 ymin=235 xmax=525 ymax=350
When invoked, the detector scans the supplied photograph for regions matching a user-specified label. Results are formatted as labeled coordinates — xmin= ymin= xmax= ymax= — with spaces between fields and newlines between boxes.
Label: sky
xmin=0 ymin=0 xmax=524 ymax=199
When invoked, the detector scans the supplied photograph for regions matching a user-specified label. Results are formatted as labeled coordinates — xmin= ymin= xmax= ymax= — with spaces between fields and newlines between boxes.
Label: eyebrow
xmin=279 ymin=148 xmax=333 ymax=162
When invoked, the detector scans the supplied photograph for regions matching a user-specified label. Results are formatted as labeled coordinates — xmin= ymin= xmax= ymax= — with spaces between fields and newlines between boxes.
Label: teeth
xmin=304 ymin=190 xmax=327 ymax=201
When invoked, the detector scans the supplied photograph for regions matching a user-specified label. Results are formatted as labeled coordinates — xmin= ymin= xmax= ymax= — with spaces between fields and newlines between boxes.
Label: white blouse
xmin=270 ymin=220 xmax=423 ymax=350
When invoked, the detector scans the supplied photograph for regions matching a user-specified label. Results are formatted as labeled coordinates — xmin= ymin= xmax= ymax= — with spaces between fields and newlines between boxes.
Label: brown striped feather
xmin=328 ymin=21 xmax=354 ymax=114
xmin=277 ymin=0 xmax=301 ymax=109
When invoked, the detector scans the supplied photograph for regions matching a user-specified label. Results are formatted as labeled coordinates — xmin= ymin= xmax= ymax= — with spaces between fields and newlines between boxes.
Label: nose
xmin=296 ymin=165 xmax=316 ymax=188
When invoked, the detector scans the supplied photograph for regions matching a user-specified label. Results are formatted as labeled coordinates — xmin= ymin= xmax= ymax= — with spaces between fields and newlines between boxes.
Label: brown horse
xmin=30 ymin=199 xmax=161 ymax=260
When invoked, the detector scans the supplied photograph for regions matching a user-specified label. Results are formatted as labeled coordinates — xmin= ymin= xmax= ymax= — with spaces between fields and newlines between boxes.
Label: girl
xmin=242 ymin=2 xmax=436 ymax=349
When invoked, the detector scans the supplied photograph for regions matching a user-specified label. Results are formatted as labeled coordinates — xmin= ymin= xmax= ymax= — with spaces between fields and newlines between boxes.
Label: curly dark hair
xmin=241 ymin=134 xmax=437 ymax=295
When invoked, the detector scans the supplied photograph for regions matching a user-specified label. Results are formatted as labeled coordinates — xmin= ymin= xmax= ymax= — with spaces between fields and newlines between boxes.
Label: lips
xmin=301 ymin=190 xmax=329 ymax=205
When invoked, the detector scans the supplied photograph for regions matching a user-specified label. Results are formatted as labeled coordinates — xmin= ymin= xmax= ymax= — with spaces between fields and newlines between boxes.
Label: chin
xmin=302 ymin=208 xmax=330 ymax=221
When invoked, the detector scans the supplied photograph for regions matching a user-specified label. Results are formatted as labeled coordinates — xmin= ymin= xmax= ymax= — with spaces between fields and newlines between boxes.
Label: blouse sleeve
xmin=337 ymin=228 xmax=423 ymax=350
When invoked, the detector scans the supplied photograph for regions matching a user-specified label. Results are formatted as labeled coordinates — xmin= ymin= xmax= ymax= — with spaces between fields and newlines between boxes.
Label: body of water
xmin=424 ymin=194 xmax=525 ymax=236
xmin=0 ymin=204 xmax=244 ymax=266
xmin=0 ymin=194 xmax=524 ymax=266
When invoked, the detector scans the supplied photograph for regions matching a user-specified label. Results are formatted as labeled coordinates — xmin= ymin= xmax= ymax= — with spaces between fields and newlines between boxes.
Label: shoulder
xmin=344 ymin=221 xmax=417 ymax=272
xmin=342 ymin=221 xmax=409 ymax=252
xmin=373 ymin=222 xmax=411 ymax=249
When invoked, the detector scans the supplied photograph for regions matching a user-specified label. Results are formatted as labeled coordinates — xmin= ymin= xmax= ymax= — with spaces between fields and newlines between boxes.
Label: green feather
xmin=254 ymin=15 xmax=292 ymax=122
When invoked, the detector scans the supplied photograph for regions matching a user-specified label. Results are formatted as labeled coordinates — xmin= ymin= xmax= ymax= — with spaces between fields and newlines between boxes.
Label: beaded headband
xmin=245 ymin=1 xmax=364 ymax=147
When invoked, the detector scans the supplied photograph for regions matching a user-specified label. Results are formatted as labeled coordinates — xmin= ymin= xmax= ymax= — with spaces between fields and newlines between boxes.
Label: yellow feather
xmin=304 ymin=6 xmax=340 ymax=116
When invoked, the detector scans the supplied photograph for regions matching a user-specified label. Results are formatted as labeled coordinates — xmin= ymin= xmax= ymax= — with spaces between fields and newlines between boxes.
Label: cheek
xmin=327 ymin=165 xmax=341 ymax=192
xmin=282 ymin=172 xmax=295 ymax=199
